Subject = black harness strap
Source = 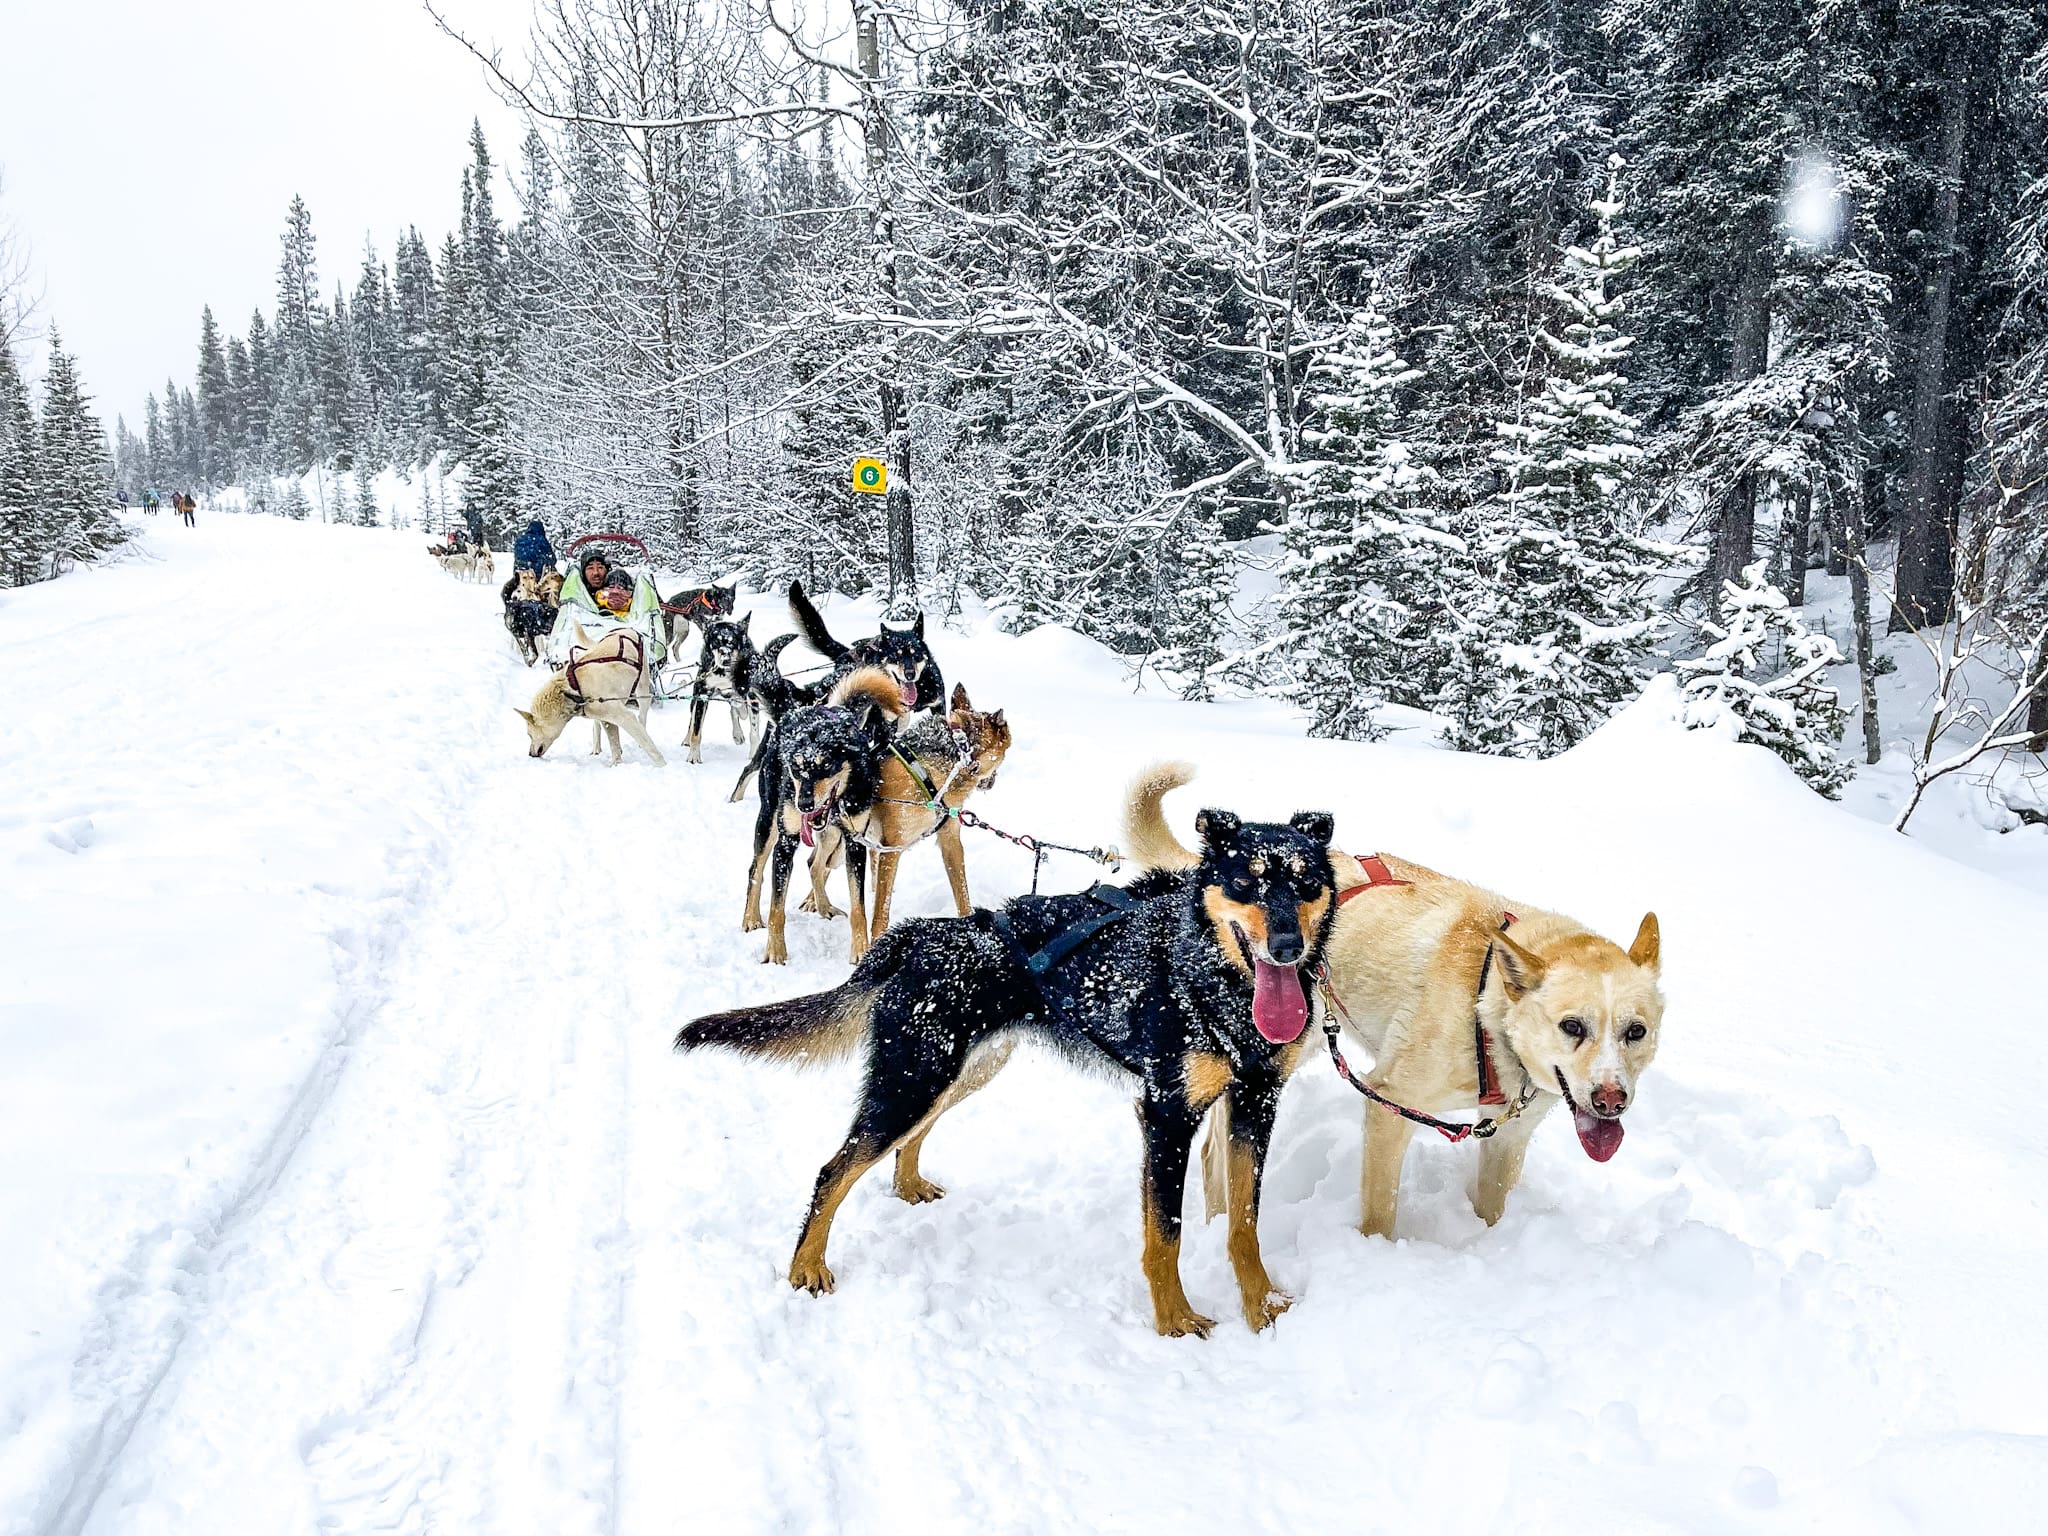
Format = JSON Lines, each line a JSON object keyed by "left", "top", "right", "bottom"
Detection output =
{"left": 1022, "top": 883, "right": 1140, "bottom": 977}
{"left": 991, "top": 883, "right": 1143, "bottom": 1033}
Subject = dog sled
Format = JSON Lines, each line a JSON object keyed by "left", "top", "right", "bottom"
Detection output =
{"left": 546, "top": 532, "right": 668, "bottom": 673}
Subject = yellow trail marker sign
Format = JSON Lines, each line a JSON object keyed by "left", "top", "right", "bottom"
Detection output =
{"left": 852, "top": 457, "right": 888, "bottom": 495}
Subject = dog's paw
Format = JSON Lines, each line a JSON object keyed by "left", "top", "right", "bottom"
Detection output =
{"left": 763, "top": 936, "right": 788, "bottom": 965}
{"left": 788, "top": 1257, "right": 835, "bottom": 1294}
{"left": 1243, "top": 1289, "right": 1294, "bottom": 1333}
{"left": 894, "top": 1173, "right": 946, "bottom": 1204}
{"left": 742, "top": 909, "right": 764, "bottom": 933}
{"left": 687, "top": 748, "right": 703, "bottom": 764}
{"left": 1153, "top": 1306, "right": 1216, "bottom": 1340}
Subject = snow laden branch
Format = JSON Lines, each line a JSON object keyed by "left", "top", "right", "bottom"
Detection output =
{"left": 1888, "top": 592, "right": 2048, "bottom": 833}
{"left": 423, "top": 1, "right": 858, "bottom": 133}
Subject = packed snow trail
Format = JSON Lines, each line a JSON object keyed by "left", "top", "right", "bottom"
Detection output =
{"left": 4, "top": 516, "right": 2047, "bottom": 1534}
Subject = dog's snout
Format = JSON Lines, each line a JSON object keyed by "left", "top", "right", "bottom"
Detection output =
{"left": 1265, "top": 931, "right": 1303, "bottom": 966}
{"left": 1590, "top": 1082, "right": 1628, "bottom": 1117}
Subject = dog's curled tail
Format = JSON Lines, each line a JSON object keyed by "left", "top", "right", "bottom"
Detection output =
{"left": 675, "top": 981, "right": 873, "bottom": 1065}
{"left": 1123, "top": 760, "right": 1203, "bottom": 872}
{"left": 788, "top": 580, "right": 851, "bottom": 663}
{"left": 828, "top": 665, "right": 910, "bottom": 721}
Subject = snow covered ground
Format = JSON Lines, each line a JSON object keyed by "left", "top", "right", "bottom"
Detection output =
{"left": 3, "top": 514, "right": 2045, "bottom": 1535}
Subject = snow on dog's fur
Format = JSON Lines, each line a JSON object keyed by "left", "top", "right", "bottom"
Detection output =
{"left": 1123, "top": 762, "right": 1664, "bottom": 1238}
{"left": 743, "top": 665, "right": 908, "bottom": 964}
{"left": 862, "top": 682, "right": 1012, "bottom": 942}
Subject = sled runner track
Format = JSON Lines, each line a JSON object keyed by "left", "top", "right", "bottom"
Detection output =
{"left": 38, "top": 1010, "right": 362, "bottom": 1536}
{"left": 63, "top": 699, "right": 645, "bottom": 1534}
{"left": 46, "top": 599, "right": 857, "bottom": 1535}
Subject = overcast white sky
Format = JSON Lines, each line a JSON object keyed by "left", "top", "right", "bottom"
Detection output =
{"left": 0, "top": 0, "right": 532, "bottom": 429}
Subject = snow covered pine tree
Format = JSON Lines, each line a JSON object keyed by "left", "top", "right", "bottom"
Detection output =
{"left": 1675, "top": 559, "right": 1851, "bottom": 797}
{"left": 0, "top": 329, "right": 48, "bottom": 586}
{"left": 1447, "top": 158, "right": 1663, "bottom": 758}
{"left": 38, "top": 330, "right": 123, "bottom": 566}
{"left": 1273, "top": 290, "right": 1445, "bottom": 739}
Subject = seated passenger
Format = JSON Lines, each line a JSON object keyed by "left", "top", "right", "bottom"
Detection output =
{"left": 568, "top": 552, "right": 612, "bottom": 608}
{"left": 597, "top": 569, "right": 636, "bottom": 617}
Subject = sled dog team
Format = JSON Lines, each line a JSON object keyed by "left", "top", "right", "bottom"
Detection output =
{"left": 514, "top": 580, "right": 1667, "bottom": 1337}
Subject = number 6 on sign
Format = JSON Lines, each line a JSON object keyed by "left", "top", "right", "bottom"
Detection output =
{"left": 852, "top": 457, "right": 888, "bottom": 495}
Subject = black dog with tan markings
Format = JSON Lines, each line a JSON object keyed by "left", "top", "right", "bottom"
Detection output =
{"left": 675, "top": 803, "right": 1338, "bottom": 1337}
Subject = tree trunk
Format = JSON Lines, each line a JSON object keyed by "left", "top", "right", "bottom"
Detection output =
{"left": 1838, "top": 492, "right": 1882, "bottom": 765}
{"left": 2029, "top": 668, "right": 2048, "bottom": 753}
{"left": 1711, "top": 244, "right": 1773, "bottom": 589}
{"left": 856, "top": 0, "right": 917, "bottom": 602}
{"left": 1780, "top": 485, "right": 1812, "bottom": 604}
{"left": 1891, "top": 53, "right": 1970, "bottom": 633}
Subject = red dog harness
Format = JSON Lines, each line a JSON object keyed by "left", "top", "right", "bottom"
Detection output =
{"left": 564, "top": 630, "right": 646, "bottom": 711}
{"left": 1324, "top": 852, "right": 1528, "bottom": 1129}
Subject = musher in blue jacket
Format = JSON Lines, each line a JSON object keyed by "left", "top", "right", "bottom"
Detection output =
{"left": 513, "top": 518, "right": 556, "bottom": 576}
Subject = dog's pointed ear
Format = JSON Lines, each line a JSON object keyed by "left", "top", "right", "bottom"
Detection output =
{"left": 1494, "top": 930, "right": 1547, "bottom": 999}
{"left": 1289, "top": 810, "right": 1334, "bottom": 847}
{"left": 915, "top": 611, "right": 926, "bottom": 639}
{"left": 990, "top": 709, "right": 1005, "bottom": 730}
{"left": 1194, "top": 808, "right": 1241, "bottom": 853}
{"left": 514, "top": 708, "right": 536, "bottom": 727}
{"left": 740, "top": 610, "right": 752, "bottom": 634}
{"left": 1628, "top": 912, "right": 1660, "bottom": 971}
{"left": 950, "top": 681, "right": 970, "bottom": 713}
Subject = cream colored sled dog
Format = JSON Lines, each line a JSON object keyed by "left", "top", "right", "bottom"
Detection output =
{"left": 515, "top": 624, "right": 667, "bottom": 766}
{"left": 1123, "top": 762, "right": 1663, "bottom": 1238}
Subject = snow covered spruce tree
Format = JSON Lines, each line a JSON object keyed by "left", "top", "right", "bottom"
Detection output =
{"left": 445, "top": 126, "right": 520, "bottom": 542}
{"left": 0, "top": 329, "right": 48, "bottom": 585}
{"left": 277, "top": 478, "right": 311, "bottom": 522}
{"left": 38, "top": 330, "right": 122, "bottom": 565}
{"left": 1675, "top": 560, "right": 1850, "bottom": 796}
{"left": 1153, "top": 503, "right": 1239, "bottom": 702}
{"left": 1271, "top": 292, "right": 1447, "bottom": 738}
{"left": 352, "top": 471, "right": 381, "bottom": 529}
{"left": 1443, "top": 161, "right": 1663, "bottom": 758}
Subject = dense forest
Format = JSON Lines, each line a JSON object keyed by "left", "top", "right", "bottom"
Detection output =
{"left": 88, "top": 1, "right": 2048, "bottom": 777}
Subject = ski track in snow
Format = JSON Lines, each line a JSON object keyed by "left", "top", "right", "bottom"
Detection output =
{"left": 4, "top": 516, "right": 2048, "bottom": 1534}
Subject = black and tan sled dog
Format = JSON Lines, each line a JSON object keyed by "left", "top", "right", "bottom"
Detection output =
{"left": 788, "top": 579, "right": 945, "bottom": 712}
{"left": 743, "top": 666, "right": 908, "bottom": 963}
{"left": 676, "top": 804, "right": 1338, "bottom": 1337}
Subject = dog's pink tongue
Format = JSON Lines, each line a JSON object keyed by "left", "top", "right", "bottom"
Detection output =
{"left": 1251, "top": 960, "right": 1306, "bottom": 1043}
{"left": 900, "top": 680, "right": 918, "bottom": 709}
{"left": 1574, "top": 1110, "right": 1625, "bottom": 1162}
